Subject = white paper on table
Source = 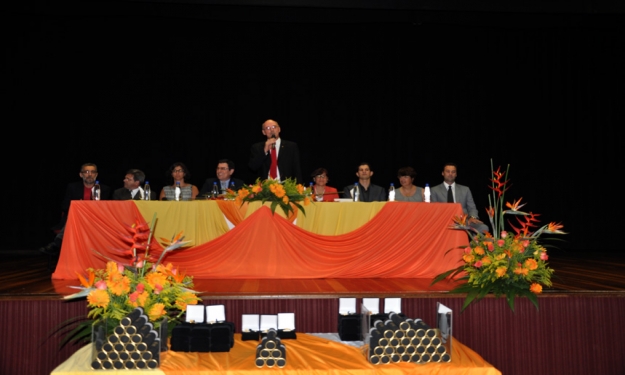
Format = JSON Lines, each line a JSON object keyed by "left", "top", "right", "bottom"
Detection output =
{"left": 186, "top": 305, "right": 205, "bottom": 323}
{"left": 206, "top": 305, "right": 226, "bottom": 323}
{"left": 339, "top": 298, "right": 357, "bottom": 315}
{"left": 362, "top": 298, "right": 380, "bottom": 314}
{"left": 278, "top": 313, "right": 295, "bottom": 331}
{"left": 241, "top": 314, "right": 260, "bottom": 332}
{"left": 260, "top": 315, "right": 278, "bottom": 331}
{"left": 384, "top": 298, "right": 402, "bottom": 314}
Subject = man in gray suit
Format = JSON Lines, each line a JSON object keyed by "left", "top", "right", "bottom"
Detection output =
{"left": 431, "top": 162, "right": 489, "bottom": 234}
{"left": 343, "top": 162, "right": 386, "bottom": 202}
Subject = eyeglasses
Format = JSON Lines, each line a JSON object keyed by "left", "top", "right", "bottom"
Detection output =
{"left": 123, "top": 178, "right": 134, "bottom": 181}
{"left": 81, "top": 170, "right": 97, "bottom": 174}
{"left": 263, "top": 125, "right": 278, "bottom": 131}
{"left": 315, "top": 175, "right": 328, "bottom": 179}
{"left": 216, "top": 167, "right": 229, "bottom": 171}
{"left": 172, "top": 169, "right": 184, "bottom": 173}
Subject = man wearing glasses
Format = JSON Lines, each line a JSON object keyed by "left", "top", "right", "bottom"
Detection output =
{"left": 39, "top": 163, "right": 111, "bottom": 255}
{"left": 199, "top": 159, "right": 245, "bottom": 197}
{"left": 113, "top": 169, "right": 155, "bottom": 200}
{"left": 248, "top": 119, "right": 302, "bottom": 183}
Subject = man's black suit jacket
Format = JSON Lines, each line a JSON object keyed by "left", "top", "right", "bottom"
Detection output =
{"left": 112, "top": 188, "right": 157, "bottom": 201}
{"left": 248, "top": 138, "right": 302, "bottom": 183}
{"left": 62, "top": 181, "right": 111, "bottom": 215}
{"left": 198, "top": 177, "right": 246, "bottom": 197}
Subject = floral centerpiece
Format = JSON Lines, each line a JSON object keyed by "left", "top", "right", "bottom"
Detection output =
{"left": 432, "top": 160, "right": 566, "bottom": 312}
{"left": 226, "top": 178, "right": 311, "bottom": 216}
{"left": 62, "top": 214, "right": 201, "bottom": 343}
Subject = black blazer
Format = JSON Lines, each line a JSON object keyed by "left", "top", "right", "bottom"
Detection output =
{"left": 199, "top": 177, "right": 246, "bottom": 197}
{"left": 62, "top": 181, "right": 111, "bottom": 214}
{"left": 248, "top": 138, "right": 302, "bottom": 183}
{"left": 112, "top": 188, "right": 157, "bottom": 201}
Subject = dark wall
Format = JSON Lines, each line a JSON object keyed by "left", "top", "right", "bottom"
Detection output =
{"left": 5, "top": 2, "right": 623, "bottom": 251}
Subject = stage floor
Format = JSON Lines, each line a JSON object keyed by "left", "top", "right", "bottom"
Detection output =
{"left": 2, "top": 249, "right": 624, "bottom": 300}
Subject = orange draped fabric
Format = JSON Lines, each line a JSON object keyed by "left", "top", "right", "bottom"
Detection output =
{"left": 52, "top": 201, "right": 467, "bottom": 280}
{"left": 51, "top": 333, "right": 500, "bottom": 375}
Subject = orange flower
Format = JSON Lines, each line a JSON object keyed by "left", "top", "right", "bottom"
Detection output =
{"left": 481, "top": 257, "right": 492, "bottom": 265}
{"left": 282, "top": 195, "right": 289, "bottom": 204}
{"left": 148, "top": 303, "right": 166, "bottom": 321}
{"left": 463, "top": 254, "right": 475, "bottom": 263}
{"left": 238, "top": 188, "right": 250, "bottom": 199}
{"left": 529, "top": 283, "right": 543, "bottom": 294}
{"left": 303, "top": 197, "right": 311, "bottom": 206}
{"left": 146, "top": 272, "right": 169, "bottom": 289}
{"left": 505, "top": 198, "right": 526, "bottom": 212}
{"left": 175, "top": 292, "right": 199, "bottom": 311}
{"left": 87, "top": 289, "right": 110, "bottom": 308}
{"left": 485, "top": 206, "right": 495, "bottom": 218}
{"left": 106, "top": 261, "right": 120, "bottom": 276}
{"left": 296, "top": 184, "right": 305, "bottom": 194}
{"left": 524, "top": 258, "right": 538, "bottom": 270}
{"left": 77, "top": 270, "right": 95, "bottom": 288}
{"left": 474, "top": 246, "right": 485, "bottom": 255}
{"left": 251, "top": 184, "right": 262, "bottom": 193}
{"left": 107, "top": 274, "right": 131, "bottom": 296}
{"left": 495, "top": 266, "right": 507, "bottom": 277}
{"left": 130, "top": 291, "right": 149, "bottom": 308}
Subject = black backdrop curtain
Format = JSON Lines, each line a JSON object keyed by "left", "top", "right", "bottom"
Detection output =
{"left": 4, "top": 2, "right": 623, "bottom": 252}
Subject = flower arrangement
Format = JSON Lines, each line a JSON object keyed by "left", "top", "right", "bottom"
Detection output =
{"left": 432, "top": 160, "right": 566, "bottom": 312}
{"left": 63, "top": 214, "right": 201, "bottom": 341}
{"left": 227, "top": 178, "right": 312, "bottom": 216}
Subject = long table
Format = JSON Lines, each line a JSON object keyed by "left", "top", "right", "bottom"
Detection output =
{"left": 51, "top": 333, "right": 501, "bottom": 375}
{"left": 52, "top": 200, "right": 467, "bottom": 280}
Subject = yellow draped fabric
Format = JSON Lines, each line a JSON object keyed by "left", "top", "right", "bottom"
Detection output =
{"left": 52, "top": 201, "right": 467, "bottom": 280}
{"left": 51, "top": 334, "right": 501, "bottom": 375}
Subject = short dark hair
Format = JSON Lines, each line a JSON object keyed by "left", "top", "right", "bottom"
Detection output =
{"left": 218, "top": 159, "right": 235, "bottom": 170}
{"left": 81, "top": 163, "right": 97, "bottom": 172}
{"left": 357, "top": 162, "right": 372, "bottom": 171}
{"left": 442, "top": 162, "right": 457, "bottom": 171}
{"left": 311, "top": 167, "right": 329, "bottom": 178}
{"left": 397, "top": 166, "right": 417, "bottom": 179}
{"left": 167, "top": 162, "right": 191, "bottom": 183}
{"left": 127, "top": 169, "right": 145, "bottom": 184}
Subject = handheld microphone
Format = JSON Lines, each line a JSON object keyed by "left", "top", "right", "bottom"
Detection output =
{"left": 271, "top": 134, "right": 276, "bottom": 149}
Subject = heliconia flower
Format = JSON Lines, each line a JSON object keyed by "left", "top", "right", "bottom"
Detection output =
{"left": 485, "top": 206, "right": 495, "bottom": 218}
{"left": 133, "top": 231, "right": 149, "bottom": 242}
{"left": 530, "top": 283, "right": 543, "bottom": 294}
{"left": 540, "top": 252, "right": 549, "bottom": 261}
{"left": 495, "top": 266, "right": 507, "bottom": 278}
{"left": 497, "top": 239, "right": 505, "bottom": 247}
{"left": 148, "top": 303, "right": 166, "bottom": 321}
{"left": 87, "top": 289, "right": 110, "bottom": 308}
{"left": 500, "top": 231, "right": 508, "bottom": 239}
{"left": 94, "top": 280, "right": 107, "bottom": 290}
{"left": 474, "top": 260, "right": 483, "bottom": 268}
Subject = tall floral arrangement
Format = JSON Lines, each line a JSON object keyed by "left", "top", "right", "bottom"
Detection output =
{"left": 227, "top": 178, "right": 311, "bottom": 216}
{"left": 63, "top": 214, "right": 201, "bottom": 341}
{"left": 432, "top": 160, "right": 565, "bottom": 312}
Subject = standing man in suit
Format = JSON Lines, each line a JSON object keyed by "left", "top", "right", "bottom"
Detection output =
{"left": 39, "top": 163, "right": 111, "bottom": 255}
{"left": 431, "top": 162, "right": 489, "bottom": 233}
{"left": 113, "top": 169, "right": 156, "bottom": 200}
{"left": 248, "top": 119, "right": 302, "bottom": 183}
{"left": 342, "top": 162, "right": 387, "bottom": 202}
{"left": 199, "top": 159, "right": 246, "bottom": 197}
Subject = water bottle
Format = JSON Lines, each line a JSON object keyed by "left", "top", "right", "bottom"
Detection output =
{"left": 175, "top": 181, "right": 181, "bottom": 201}
{"left": 144, "top": 181, "right": 151, "bottom": 201}
{"left": 388, "top": 183, "right": 395, "bottom": 202}
{"left": 353, "top": 182, "right": 360, "bottom": 202}
{"left": 93, "top": 181, "right": 101, "bottom": 200}
{"left": 309, "top": 182, "right": 314, "bottom": 197}
{"left": 211, "top": 182, "right": 219, "bottom": 199}
{"left": 424, "top": 183, "right": 431, "bottom": 203}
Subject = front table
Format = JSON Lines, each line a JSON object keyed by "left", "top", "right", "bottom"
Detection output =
{"left": 52, "top": 200, "right": 467, "bottom": 280}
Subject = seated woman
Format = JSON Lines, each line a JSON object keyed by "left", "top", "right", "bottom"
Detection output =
{"left": 395, "top": 166, "right": 424, "bottom": 202}
{"left": 310, "top": 168, "right": 340, "bottom": 202}
{"left": 159, "top": 162, "right": 199, "bottom": 201}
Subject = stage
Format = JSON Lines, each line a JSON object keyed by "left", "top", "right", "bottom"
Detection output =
{"left": 1, "top": 249, "right": 624, "bottom": 375}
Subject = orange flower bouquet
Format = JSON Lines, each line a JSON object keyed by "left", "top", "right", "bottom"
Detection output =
{"left": 63, "top": 214, "right": 201, "bottom": 341}
{"left": 226, "top": 178, "right": 311, "bottom": 216}
{"left": 432, "top": 160, "right": 566, "bottom": 312}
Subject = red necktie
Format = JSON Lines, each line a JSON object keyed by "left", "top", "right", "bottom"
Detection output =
{"left": 270, "top": 147, "right": 278, "bottom": 179}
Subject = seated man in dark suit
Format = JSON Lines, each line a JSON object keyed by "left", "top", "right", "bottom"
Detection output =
{"left": 113, "top": 169, "right": 156, "bottom": 200}
{"left": 430, "top": 162, "right": 489, "bottom": 234}
{"left": 342, "top": 162, "right": 386, "bottom": 202}
{"left": 39, "top": 163, "right": 111, "bottom": 255}
{"left": 248, "top": 119, "right": 302, "bottom": 183}
{"left": 199, "top": 159, "right": 246, "bottom": 198}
